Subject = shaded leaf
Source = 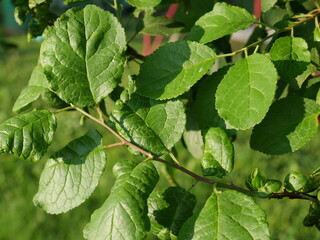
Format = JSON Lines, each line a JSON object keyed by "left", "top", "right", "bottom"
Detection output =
{"left": 111, "top": 93, "right": 186, "bottom": 155}
{"left": 270, "top": 36, "right": 311, "bottom": 88}
{"left": 250, "top": 96, "right": 320, "bottom": 155}
{"left": 201, "top": 127, "right": 234, "bottom": 177}
{"left": 148, "top": 186, "right": 196, "bottom": 239}
{"left": 13, "top": 65, "right": 49, "bottom": 112}
{"left": 0, "top": 110, "right": 56, "bottom": 162}
{"left": 179, "top": 190, "right": 270, "bottom": 240}
{"left": 41, "top": 5, "right": 126, "bottom": 107}
{"left": 216, "top": 53, "right": 278, "bottom": 130}
{"left": 194, "top": 66, "right": 235, "bottom": 135}
{"left": 136, "top": 41, "right": 215, "bottom": 100}
{"left": 262, "top": 0, "right": 277, "bottom": 12}
{"left": 183, "top": 108, "right": 204, "bottom": 159}
{"left": 140, "top": 15, "right": 183, "bottom": 36}
{"left": 188, "top": 2, "right": 255, "bottom": 43}
{"left": 83, "top": 160, "right": 159, "bottom": 240}
{"left": 33, "top": 130, "right": 106, "bottom": 214}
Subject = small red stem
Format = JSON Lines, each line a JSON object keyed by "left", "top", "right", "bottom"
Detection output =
{"left": 254, "top": 0, "right": 262, "bottom": 20}
{"left": 149, "top": 3, "right": 180, "bottom": 54}
{"left": 142, "top": 34, "right": 152, "bottom": 56}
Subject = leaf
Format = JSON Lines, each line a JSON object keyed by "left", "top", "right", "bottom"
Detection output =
{"left": 188, "top": 2, "right": 255, "bottom": 43}
{"left": 262, "top": 0, "right": 277, "bottom": 12}
{"left": 250, "top": 96, "right": 320, "bottom": 155}
{"left": 126, "top": 0, "right": 161, "bottom": 8}
{"left": 270, "top": 36, "right": 311, "bottom": 88}
{"left": 135, "top": 41, "right": 215, "bottom": 100}
{"left": 201, "top": 127, "right": 234, "bottom": 178}
{"left": 284, "top": 171, "right": 307, "bottom": 192}
{"left": 83, "top": 160, "right": 159, "bottom": 240}
{"left": 40, "top": 5, "right": 126, "bottom": 107}
{"left": 216, "top": 53, "right": 278, "bottom": 130}
{"left": 140, "top": 15, "right": 183, "bottom": 36}
{"left": 148, "top": 186, "right": 196, "bottom": 239}
{"left": 63, "top": 0, "right": 87, "bottom": 5}
{"left": 194, "top": 66, "right": 235, "bottom": 134}
{"left": 110, "top": 93, "right": 186, "bottom": 155}
{"left": 13, "top": 65, "right": 49, "bottom": 112}
{"left": 246, "top": 168, "right": 266, "bottom": 191}
{"left": 33, "top": 130, "right": 106, "bottom": 214}
{"left": 0, "top": 110, "right": 56, "bottom": 162}
{"left": 180, "top": 190, "right": 270, "bottom": 240}
{"left": 259, "top": 180, "right": 282, "bottom": 194}
{"left": 183, "top": 108, "right": 204, "bottom": 159}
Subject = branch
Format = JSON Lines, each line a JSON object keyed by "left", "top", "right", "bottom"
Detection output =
{"left": 216, "top": 9, "right": 320, "bottom": 60}
{"left": 72, "top": 106, "right": 318, "bottom": 202}
{"left": 269, "top": 192, "right": 318, "bottom": 202}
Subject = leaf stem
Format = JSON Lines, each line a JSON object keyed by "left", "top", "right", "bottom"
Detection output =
{"left": 104, "top": 142, "right": 125, "bottom": 149}
{"left": 72, "top": 104, "right": 153, "bottom": 158}
{"left": 53, "top": 106, "right": 74, "bottom": 114}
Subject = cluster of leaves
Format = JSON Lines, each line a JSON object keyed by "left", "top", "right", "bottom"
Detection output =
{"left": 2, "top": 0, "right": 320, "bottom": 239}
{"left": 12, "top": 0, "right": 57, "bottom": 38}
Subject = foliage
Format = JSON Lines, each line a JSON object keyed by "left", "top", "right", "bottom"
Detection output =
{"left": 2, "top": 0, "right": 320, "bottom": 239}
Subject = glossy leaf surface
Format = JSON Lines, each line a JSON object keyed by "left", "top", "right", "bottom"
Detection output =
{"left": 180, "top": 190, "right": 270, "bottom": 240}
{"left": 201, "top": 127, "right": 234, "bottom": 177}
{"left": 270, "top": 36, "right": 310, "bottom": 88}
{"left": 83, "top": 160, "right": 159, "bottom": 240}
{"left": 41, "top": 5, "right": 126, "bottom": 107}
{"left": 111, "top": 94, "right": 186, "bottom": 155}
{"left": 136, "top": 41, "right": 215, "bottom": 100}
{"left": 216, "top": 53, "right": 278, "bottom": 129}
{"left": 33, "top": 130, "right": 106, "bottom": 214}
{"left": 0, "top": 110, "right": 56, "bottom": 162}
{"left": 13, "top": 65, "right": 49, "bottom": 112}
{"left": 188, "top": 2, "right": 255, "bottom": 43}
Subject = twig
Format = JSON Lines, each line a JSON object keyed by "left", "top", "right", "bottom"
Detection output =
{"left": 72, "top": 104, "right": 153, "bottom": 158}
{"left": 104, "top": 142, "right": 125, "bottom": 149}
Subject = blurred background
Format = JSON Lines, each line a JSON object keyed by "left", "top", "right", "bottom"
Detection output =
{"left": 1, "top": 0, "right": 320, "bottom": 239}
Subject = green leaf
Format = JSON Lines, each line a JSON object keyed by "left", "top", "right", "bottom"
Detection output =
{"left": 148, "top": 186, "right": 196, "bottom": 239}
{"left": 183, "top": 108, "right": 204, "bottom": 159}
{"left": 63, "top": 0, "right": 87, "bottom": 6}
{"left": 216, "top": 53, "right": 278, "bottom": 130}
{"left": 180, "top": 190, "right": 269, "bottom": 240}
{"left": 33, "top": 130, "right": 106, "bottom": 214}
{"left": 0, "top": 110, "right": 56, "bottom": 162}
{"left": 140, "top": 15, "right": 183, "bottom": 36}
{"left": 125, "top": 0, "right": 161, "bottom": 8}
{"left": 284, "top": 171, "right": 307, "bottom": 192}
{"left": 40, "top": 5, "right": 126, "bottom": 107}
{"left": 111, "top": 93, "right": 186, "bottom": 155}
{"left": 246, "top": 168, "right": 266, "bottom": 191}
{"left": 135, "top": 41, "right": 215, "bottom": 100}
{"left": 250, "top": 96, "right": 320, "bottom": 155}
{"left": 262, "top": 0, "right": 277, "bottom": 12}
{"left": 194, "top": 66, "right": 235, "bottom": 135}
{"left": 188, "top": 2, "right": 255, "bottom": 43}
{"left": 259, "top": 180, "right": 282, "bottom": 194}
{"left": 201, "top": 127, "right": 234, "bottom": 177}
{"left": 270, "top": 36, "right": 311, "bottom": 88}
{"left": 13, "top": 65, "right": 49, "bottom": 112}
{"left": 83, "top": 160, "right": 159, "bottom": 240}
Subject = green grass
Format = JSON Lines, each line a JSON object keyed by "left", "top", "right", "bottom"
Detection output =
{"left": 1, "top": 35, "right": 320, "bottom": 240}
